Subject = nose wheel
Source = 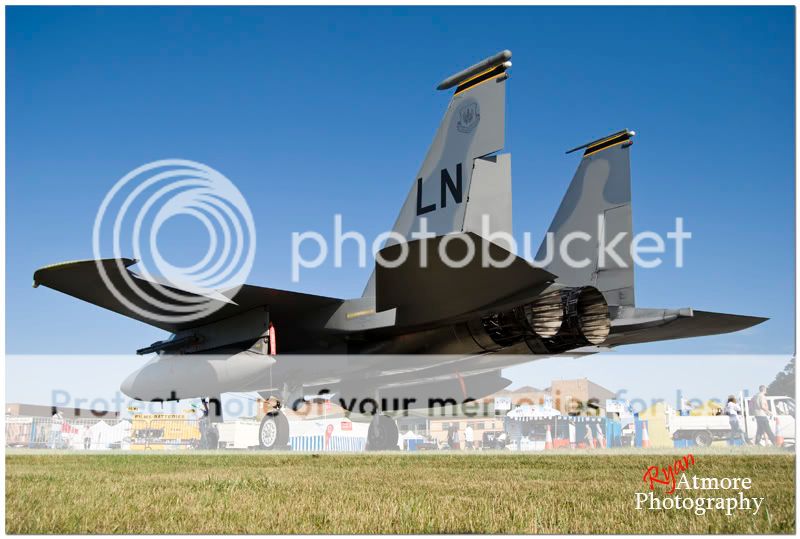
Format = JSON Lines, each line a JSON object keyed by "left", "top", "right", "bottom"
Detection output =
{"left": 366, "top": 414, "right": 399, "bottom": 451}
{"left": 258, "top": 409, "right": 290, "bottom": 450}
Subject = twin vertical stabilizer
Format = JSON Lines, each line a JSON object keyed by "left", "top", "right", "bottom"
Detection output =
{"left": 363, "top": 51, "right": 514, "bottom": 297}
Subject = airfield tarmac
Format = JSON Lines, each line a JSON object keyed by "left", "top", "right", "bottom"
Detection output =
{"left": 5, "top": 449, "right": 795, "bottom": 534}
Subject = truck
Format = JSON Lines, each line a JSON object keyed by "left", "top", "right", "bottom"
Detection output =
{"left": 665, "top": 394, "right": 795, "bottom": 447}
{"left": 129, "top": 413, "right": 201, "bottom": 450}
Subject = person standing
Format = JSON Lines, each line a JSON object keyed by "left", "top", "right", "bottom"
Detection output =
{"left": 752, "top": 385, "right": 777, "bottom": 446}
{"left": 725, "top": 396, "right": 746, "bottom": 444}
{"left": 446, "top": 424, "right": 459, "bottom": 450}
{"left": 679, "top": 398, "right": 693, "bottom": 417}
{"left": 464, "top": 424, "right": 474, "bottom": 450}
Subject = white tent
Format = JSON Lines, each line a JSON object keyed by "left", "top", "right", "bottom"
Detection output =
{"left": 109, "top": 420, "right": 131, "bottom": 449}
{"left": 506, "top": 404, "right": 561, "bottom": 421}
{"left": 399, "top": 430, "right": 424, "bottom": 450}
{"left": 88, "top": 421, "right": 113, "bottom": 449}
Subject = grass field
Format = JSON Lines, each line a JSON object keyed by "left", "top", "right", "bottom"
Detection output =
{"left": 5, "top": 450, "right": 796, "bottom": 534}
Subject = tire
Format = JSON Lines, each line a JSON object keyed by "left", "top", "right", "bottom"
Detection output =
{"left": 259, "top": 411, "right": 290, "bottom": 450}
{"left": 694, "top": 430, "right": 713, "bottom": 447}
{"left": 367, "top": 414, "right": 399, "bottom": 451}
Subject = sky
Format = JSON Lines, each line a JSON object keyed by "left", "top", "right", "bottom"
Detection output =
{"left": 6, "top": 6, "right": 795, "bottom": 410}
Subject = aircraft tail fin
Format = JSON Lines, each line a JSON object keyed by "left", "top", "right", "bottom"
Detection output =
{"left": 536, "top": 129, "right": 637, "bottom": 307}
{"left": 363, "top": 50, "right": 513, "bottom": 297}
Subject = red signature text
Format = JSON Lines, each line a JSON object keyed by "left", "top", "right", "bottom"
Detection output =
{"left": 642, "top": 454, "right": 696, "bottom": 494}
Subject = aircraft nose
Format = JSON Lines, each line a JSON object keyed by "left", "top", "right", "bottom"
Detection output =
{"left": 120, "top": 371, "right": 138, "bottom": 399}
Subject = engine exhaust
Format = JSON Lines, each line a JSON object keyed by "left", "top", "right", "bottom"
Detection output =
{"left": 478, "top": 286, "right": 611, "bottom": 354}
{"left": 558, "top": 286, "right": 611, "bottom": 346}
{"left": 518, "top": 290, "right": 564, "bottom": 338}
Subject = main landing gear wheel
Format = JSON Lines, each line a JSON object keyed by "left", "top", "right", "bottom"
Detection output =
{"left": 366, "top": 414, "right": 399, "bottom": 451}
{"left": 259, "top": 410, "right": 290, "bottom": 450}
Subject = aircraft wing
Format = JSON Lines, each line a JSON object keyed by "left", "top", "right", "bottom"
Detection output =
{"left": 33, "top": 258, "right": 343, "bottom": 333}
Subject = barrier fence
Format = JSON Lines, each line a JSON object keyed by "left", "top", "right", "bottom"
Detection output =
{"left": 6, "top": 416, "right": 369, "bottom": 452}
{"left": 6, "top": 416, "right": 204, "bottom": 450}
{"left": 290, "top": 434, "right": 367, "bottom": 452}
{"left": 7, "top": 415, "right": 654, "bottom": 452}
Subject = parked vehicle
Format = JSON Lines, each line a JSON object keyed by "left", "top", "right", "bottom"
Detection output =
{"left": 414, "top": 440, "right": 440, "bottom": 451}
{"left": 481, "top": 431, "right": 507, "bottom": 450}
{"left": 666, "top": 394, "right": 795, "bottom": 446}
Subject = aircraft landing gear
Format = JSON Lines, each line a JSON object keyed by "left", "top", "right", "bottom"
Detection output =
{"left": 366, "top": 414, "right": 399, "bottom": 451}
{"left": 258, "top": 398, "right": 290, "bottom": 450}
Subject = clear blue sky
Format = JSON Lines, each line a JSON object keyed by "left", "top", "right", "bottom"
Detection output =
{"left": 6, "top": 7, "right": 795, "bottom": 406}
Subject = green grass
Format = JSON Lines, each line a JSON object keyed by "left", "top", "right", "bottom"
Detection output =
{"left": 5, "top": 451, "right": 796, "bottom": 534}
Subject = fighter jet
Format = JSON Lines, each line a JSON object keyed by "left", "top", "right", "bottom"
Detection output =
{"left": 33, "top": 50, "right": 766, "bottom": 450}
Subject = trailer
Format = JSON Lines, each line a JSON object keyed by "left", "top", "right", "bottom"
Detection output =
{"left": 666, "top": 394, "right": 795, "bottom": 446}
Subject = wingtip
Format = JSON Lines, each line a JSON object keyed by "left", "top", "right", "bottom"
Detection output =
{"left": 33, "top": 258, "right": 138, "bottom": 288}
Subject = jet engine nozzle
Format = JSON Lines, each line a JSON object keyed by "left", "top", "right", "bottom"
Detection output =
{"left": 558, "top": 286, "right": 611, "bottom": 346}
{"left": 518, "top": 290, "right": 564, "bottom": 338}
{"left": 477, "top": 286, "right": 611, "bottom": 354}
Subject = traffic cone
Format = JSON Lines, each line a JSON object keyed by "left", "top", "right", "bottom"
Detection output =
{"left": 774, "top": 417, "right": 784, "bottom": 447}
{"left": 641, "top": 421, "right": 651, "bottom": 448}
{"left": 545, "top": 424, "right": 553, "bottom": 450}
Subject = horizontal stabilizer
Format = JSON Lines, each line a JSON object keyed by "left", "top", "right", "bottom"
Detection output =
{"left": 33, "top": 258, "right": 342, "bottom": 333}
{"left": 376, "top": 232, "right": 556, "bottom": 326}
{"left": 605, "top": 309, "right": 767, "bottom": 347}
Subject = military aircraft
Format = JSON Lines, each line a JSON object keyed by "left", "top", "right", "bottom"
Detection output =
{"left": 33, "top": 50, "right": 766, "bottom": 450}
